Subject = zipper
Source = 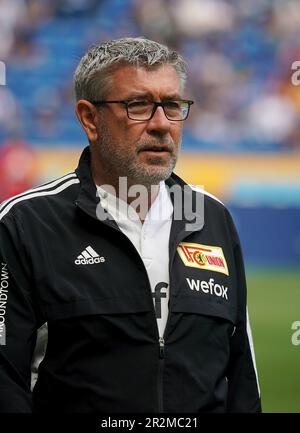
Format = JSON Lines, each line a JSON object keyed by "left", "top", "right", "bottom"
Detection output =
{"left": 111, "top": 223, "right": 168, "bottom": 413}
{"left": 156, "top": 243, "right": 179, "bottom": 413}
{"left": 108, "top": 223, "right": 168, "bottom": 413}
{"left": 159, "top": 337, "right": 165, "bottom": 359}
{"left": 156, "top": 236, "right": 186, "bottom": 412}
{"left": 158, "top": 337, "right": 165, "bottom": 412}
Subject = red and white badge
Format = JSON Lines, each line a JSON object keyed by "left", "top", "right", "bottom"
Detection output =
{"left": 177, "top": 242, "right": 229, "bottom": 276}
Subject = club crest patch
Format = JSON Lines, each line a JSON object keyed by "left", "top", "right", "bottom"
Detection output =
{"left": 177, "top": 242, "right": 229, "bottom": 276}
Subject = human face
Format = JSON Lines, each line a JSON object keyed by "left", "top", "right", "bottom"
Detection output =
{"left": 92, "top": 64, "right": 184, "bottom": 187}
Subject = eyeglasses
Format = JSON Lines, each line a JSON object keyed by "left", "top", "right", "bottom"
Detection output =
{"left": 89, "top": 99, "right": 194, "bottom": 121}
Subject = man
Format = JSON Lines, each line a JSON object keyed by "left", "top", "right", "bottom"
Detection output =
{"left": 0, "top": 37, "right": 261, "bottom": 412}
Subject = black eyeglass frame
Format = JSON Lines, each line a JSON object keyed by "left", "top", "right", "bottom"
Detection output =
{"left": 89, "top": 99, "right": 194, "bottom": 121}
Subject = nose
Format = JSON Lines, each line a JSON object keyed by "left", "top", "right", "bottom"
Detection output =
{"left": 146, "top": 106, "right": 171, "bottom": 135}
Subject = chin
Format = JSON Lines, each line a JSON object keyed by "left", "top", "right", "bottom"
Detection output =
{"left": 128, "top": 158, "right": 176, "bottom": 185}
{"left": 137, "top": 167, "right": 173, "bottom": 185}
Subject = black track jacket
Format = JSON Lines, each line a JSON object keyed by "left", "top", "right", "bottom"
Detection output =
{"left": 0, "top": 146, "right": 261, "bottom": 413}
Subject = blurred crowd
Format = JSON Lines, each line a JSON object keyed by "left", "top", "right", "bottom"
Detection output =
{"left": 1, "top": 0, "right": 300, "bottom": 152}
{"left": 170, "top": 0, "right": 300, "bottom": 152}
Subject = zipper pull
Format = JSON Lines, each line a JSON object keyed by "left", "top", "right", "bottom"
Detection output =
{"left": 159, "top": 337, "right": 165, "bottom": 359}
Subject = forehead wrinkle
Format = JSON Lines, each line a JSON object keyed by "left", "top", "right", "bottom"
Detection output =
{"left": 107, "top": 65, "right": 181, "bottom": 100}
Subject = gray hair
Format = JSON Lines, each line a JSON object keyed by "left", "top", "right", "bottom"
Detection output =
{"left": 74, "top": 37, "right": 187, "bottom": 101}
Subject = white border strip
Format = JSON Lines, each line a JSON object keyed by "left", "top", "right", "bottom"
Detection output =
{"left": 0, "top": 179, "right": 80, "bottom": 220}
{"left": 189, "top": 185, "right": 224, "bottom": 205}
{"left": 246, "top": 307, "right": 261, "bottom": 396}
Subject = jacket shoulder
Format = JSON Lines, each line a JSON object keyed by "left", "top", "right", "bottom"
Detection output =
{"left": 190, "top": 184, "right": 226, "bottom": 209}
{"left": 0, "top": 172, "right": 79, "bottom": 222}
{"left": 190, "top": 184, "right": 238, "bottom": 234}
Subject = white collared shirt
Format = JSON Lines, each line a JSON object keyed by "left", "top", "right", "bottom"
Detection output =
{"left": 96, "top": 181, "right": 173, "bottom": 337}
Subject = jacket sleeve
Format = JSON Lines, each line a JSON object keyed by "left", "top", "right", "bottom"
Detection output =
{"left": 0, "top": 214, "right": 38, "bottom": 412}
{"left": 225, "top": 211, "right": 262, "bottom": 412}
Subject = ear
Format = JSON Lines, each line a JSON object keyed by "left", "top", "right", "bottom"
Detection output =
{"left": 75, "top": 100, "right": 100, "bottom": 142}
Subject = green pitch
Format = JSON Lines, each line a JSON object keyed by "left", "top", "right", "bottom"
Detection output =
{"left": 246, "top": 266, "right": 300, "bottom": 413}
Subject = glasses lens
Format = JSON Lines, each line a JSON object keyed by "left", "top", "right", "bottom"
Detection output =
{"left": 127, "top": 101, "right": 153, "bottom": 120}
{"left": 164, "top": 101, "right": 189, "bottom": 120}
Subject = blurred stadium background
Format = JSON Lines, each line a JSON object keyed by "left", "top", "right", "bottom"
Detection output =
{"left": 0, "top": 0, "right": 299, "bottom": 412}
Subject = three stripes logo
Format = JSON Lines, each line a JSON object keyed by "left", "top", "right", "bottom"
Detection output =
{"left": 75, "top": 246, "right": 105, "bottom": 265}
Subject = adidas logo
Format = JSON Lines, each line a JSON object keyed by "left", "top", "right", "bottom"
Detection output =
{"left": 75, "top": 246, "right": 105, "bottom": 265}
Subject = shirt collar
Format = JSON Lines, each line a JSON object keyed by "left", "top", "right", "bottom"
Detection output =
{"left": 96, "top": 181, "right": 173, "bottom": 225}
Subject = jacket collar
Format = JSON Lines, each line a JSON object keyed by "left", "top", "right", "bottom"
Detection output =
{"left": 75, "top": 146, "right": 204, "bottom": 235}
{"left": 75, "top": 146, "right": 100, "bottom": 220}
